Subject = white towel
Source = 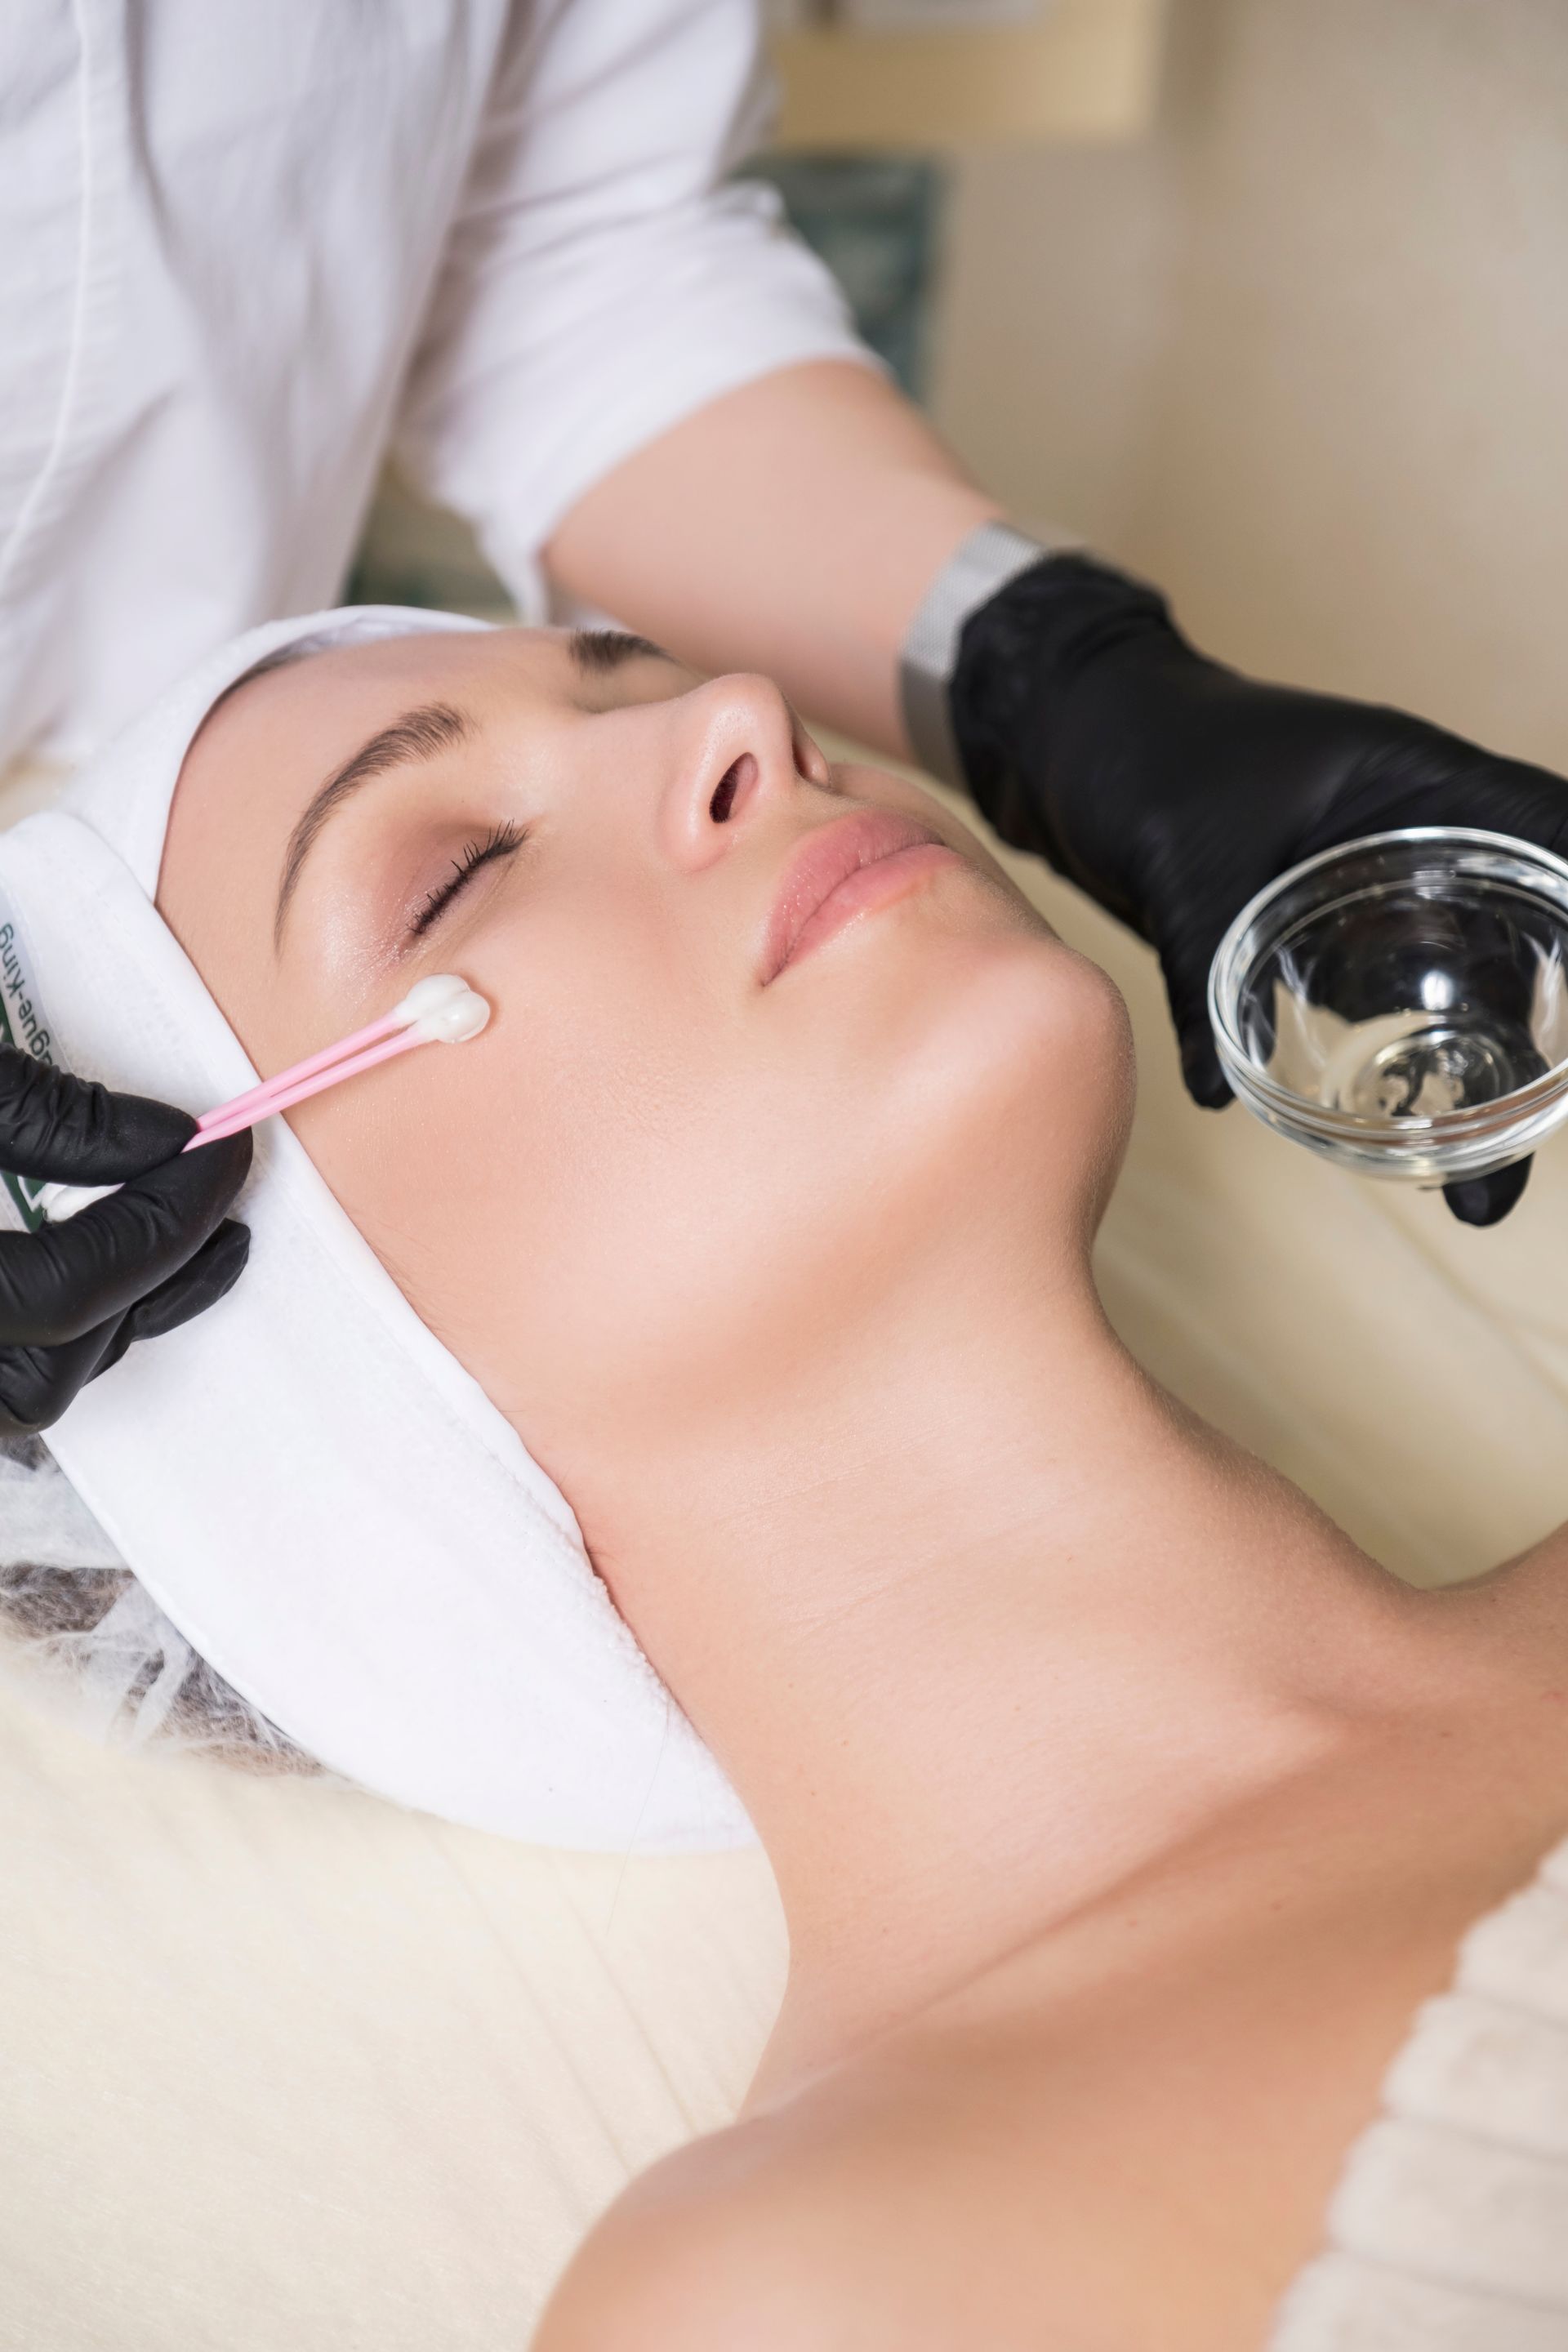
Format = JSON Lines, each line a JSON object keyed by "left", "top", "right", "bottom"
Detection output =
{"left": 1270, "top": 1835, "right": 1568, "bottom": 2348}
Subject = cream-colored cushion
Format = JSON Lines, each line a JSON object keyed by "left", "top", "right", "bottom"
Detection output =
{"left": 4, "top": 770, "right": 1567, "bottom": 2347}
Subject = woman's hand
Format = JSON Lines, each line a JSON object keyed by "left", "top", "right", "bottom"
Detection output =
{"left": 950, "top": 552, "right": 1568, "bottom": 1226}
{"left": 0, "top": 1049, "right": 251, "bottom": 1436}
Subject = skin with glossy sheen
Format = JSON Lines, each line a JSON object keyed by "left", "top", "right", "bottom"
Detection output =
{"left": 159, "top": 629, "right": 1568, "bottom": 2352}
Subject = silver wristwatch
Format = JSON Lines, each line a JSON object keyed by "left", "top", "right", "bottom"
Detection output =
{"left": 898, "top": 519, "right": 1081, "bottom": 787}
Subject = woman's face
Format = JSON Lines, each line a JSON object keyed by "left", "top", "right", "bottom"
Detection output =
{"left": 159, "top": 626, "right": 1130, "bottom": 1510}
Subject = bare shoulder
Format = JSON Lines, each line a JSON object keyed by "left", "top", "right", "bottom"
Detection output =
{"left": 533, "top": 1740, "right": 1568, "bottom": 2350}
{"left": 529, "top": 2029, "right": 1072, "bottom": 2351}
{"left": 530, "top": 2117, "right": 859, "bottom": 2352}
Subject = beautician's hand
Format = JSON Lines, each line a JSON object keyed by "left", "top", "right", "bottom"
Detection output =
{"left": 950, "top": 553, "right": 1568, "bottom": 1227}
{"left": 0, "top": 1049, "right": 251, "bottom": 1437}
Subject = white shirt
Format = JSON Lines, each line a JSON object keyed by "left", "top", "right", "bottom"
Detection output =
{"left": 1, "top": 0, "right": 865, "bottom": 771}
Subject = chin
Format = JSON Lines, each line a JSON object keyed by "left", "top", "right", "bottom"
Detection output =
{"left": 862, "top": 913, "right": 1136, "bottom": 1249}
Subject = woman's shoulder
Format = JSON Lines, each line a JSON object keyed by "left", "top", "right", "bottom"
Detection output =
{"left": 532, "top": 1967, "right": 1316, "bottom": 2352}
{"left": 532, "top": 1956, "right": 1268, "bottom": 2352}
{"left": 529, "top": 2107, "right": 874, "bottom": 2352}
{"left": 537, "top": 1747, "right": 1568, "bottom": 2351}
{"left": 532, "top": 2014, "right": 1074, "bottom": 2350}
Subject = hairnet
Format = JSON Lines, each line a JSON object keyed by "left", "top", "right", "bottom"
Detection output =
{"left": 0, "top": 1436, "right": 317, "bottom": 1774}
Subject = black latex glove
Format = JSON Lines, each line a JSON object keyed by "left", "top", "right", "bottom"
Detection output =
{"left": 951, "top": 554, "right": 1568, "bottom": 1227}
{"left": 0, "top": 1048, "right": 252, "bottom": 1437}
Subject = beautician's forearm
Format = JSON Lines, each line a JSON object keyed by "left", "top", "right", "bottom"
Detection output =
{"left": 544, "top": 361, "right": 1003, "bottom": 757}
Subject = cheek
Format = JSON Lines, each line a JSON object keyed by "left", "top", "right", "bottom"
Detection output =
{"left": 523, "top": 934, "right": 1128, "bottom": 1441}
{"left": 291, "top": 911, "right": 1134, "bottom": 1487}
{"left": 288, "top": 921, "right": 707, "bottom": 1436}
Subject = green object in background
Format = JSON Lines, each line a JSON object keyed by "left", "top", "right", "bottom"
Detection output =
{"left": 346, "top": 150, "right": 943, "bottom": 614}
{"left": 739, "top": 153, "right": 942, "bottom": 403}
{"left": 344, "top": 475, "right": 516, "bottom": 620}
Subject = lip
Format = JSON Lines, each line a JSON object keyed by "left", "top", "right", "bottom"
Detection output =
{"left": 760, "top": 808, "right": 960, "bottom": 985}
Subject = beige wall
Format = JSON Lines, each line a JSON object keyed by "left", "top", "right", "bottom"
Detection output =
{"left": 929, "top": 0, "right": 1568, "bottom": 1583}
{"left": 937, "top": 0, "right": 1568, "bottom": 771}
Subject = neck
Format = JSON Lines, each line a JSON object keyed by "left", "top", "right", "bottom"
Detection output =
{"left": 584, "top": 1248, "right": 1506, "bottom": 2105}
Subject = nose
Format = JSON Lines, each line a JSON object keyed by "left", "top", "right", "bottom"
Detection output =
{"left": 657, "top": 674, "right": 831, "bottom": 874}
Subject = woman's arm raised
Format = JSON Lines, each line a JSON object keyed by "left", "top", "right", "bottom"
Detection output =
{"left": 546, "top": 359, "right": 1000, "bottom": 761}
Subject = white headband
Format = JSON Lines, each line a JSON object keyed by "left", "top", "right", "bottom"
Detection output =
{"left": 0, "top": 608, "right": 755, "bottom": 1855}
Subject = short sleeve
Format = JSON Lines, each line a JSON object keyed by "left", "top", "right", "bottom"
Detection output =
{"left": 393, "top": 0, "right": 877, "bottom": 619}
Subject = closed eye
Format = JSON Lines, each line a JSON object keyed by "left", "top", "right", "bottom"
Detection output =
{"left": 409, "top": 819, "right": 528, "bottom": 940}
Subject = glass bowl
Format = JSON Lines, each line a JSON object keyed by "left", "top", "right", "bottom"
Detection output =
{"left": 1207, "top": 828, "right": 1568, "bottom": 1183}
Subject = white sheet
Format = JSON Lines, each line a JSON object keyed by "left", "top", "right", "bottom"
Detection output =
{"left": 4, "top": 764, "right": 1568, "bottom": 2346}
{"left": 0, "top": 1699, "right": 786, "bottom": 2348}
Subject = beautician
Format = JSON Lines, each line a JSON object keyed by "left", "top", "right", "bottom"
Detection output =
{"left": 4, "top": 0, "right": 1566, "bottom": 1437}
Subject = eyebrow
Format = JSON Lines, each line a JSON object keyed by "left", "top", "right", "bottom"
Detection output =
{"left": 271, "top": 638, "right": 677, "bottom": 947}
{"left": 568, "top": 628, "right": 674, "bottom": 675}
{"left": 274, "top": 700, "right": 474, "bottom": 947}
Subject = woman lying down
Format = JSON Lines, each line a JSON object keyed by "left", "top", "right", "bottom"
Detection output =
{"left": 2, "top": 604, "right": 1567, "bottom": 2352}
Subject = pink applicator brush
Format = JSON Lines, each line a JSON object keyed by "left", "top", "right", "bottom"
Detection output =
{"left": 37, "top": 974, "right": 489, "bottom": 1223}
{"left": 185, "top": 974, "right": 489, "bottom": 1148}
